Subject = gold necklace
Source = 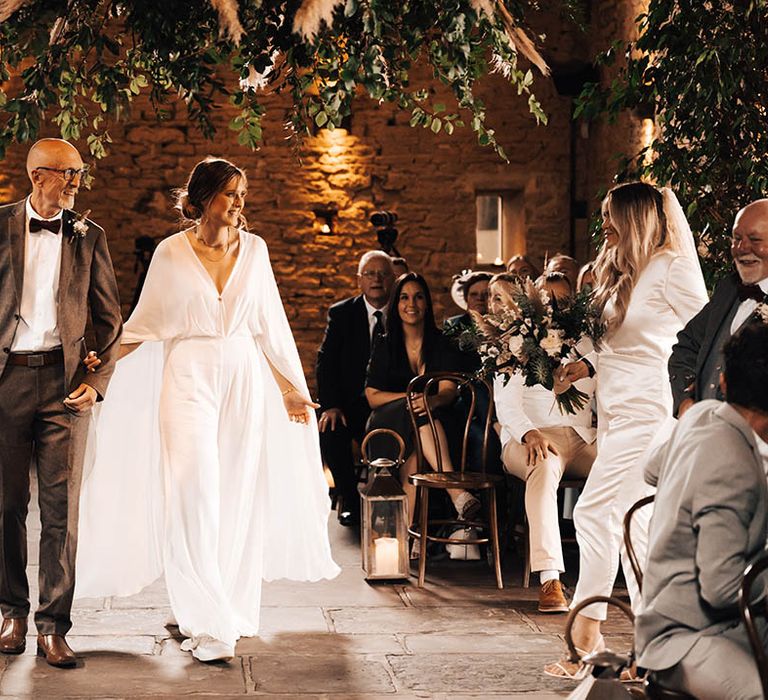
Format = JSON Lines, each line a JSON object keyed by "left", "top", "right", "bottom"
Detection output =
{"left": 195, "top": 226, "right": 234, "bottom": 263}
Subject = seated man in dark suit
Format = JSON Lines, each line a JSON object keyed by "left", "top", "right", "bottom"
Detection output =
{"left": 637, "top": 322, "right": 768, "bottom": 700}
{"left": 316, "top": 251, "right": 395, "bottom": 525}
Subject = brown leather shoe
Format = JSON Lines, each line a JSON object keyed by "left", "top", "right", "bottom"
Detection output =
{"left": 538, "top": 579, "right": 569, "bottom": 613}
{"left": 36, "top": 634, "right": 77, "bottom": 668}
{"left": 0, "top": 618, "right": 27, "bottom": 654}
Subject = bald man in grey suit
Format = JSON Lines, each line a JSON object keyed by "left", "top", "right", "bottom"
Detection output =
{"left": 0, "top": 139, "right": 122, "bottom": 667}
{"left": 637, "top": 323, "right": 768, "bottom": 700}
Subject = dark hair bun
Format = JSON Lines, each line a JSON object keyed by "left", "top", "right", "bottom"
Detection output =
{"left": 179, "top": 193, "right": 202, "bottom": 221}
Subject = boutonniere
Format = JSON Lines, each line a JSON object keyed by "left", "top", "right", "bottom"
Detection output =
{"left": 71, "top": 209, "right": 91, "bottom": 240}
{"left": 755, "top": 302, "right": 768, "bottom": 324}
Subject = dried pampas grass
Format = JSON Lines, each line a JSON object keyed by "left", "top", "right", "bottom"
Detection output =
{"left": 472, "top": 0, "right": 549, "bottom": 76}
{"left": 209, "top": 0, "right": 244, "bottom": 44}
{"left": 49, "top": 17, "right": 68, "bottom": 44}
{"left": 0, "top": 0, "right": 30, "bottom": 23}
{"left": 293, "top": 0, "right": 342, "bottom": 40}
{"left": 495, "top": 2, "right": 549, "bottom": 75}
{"left": 469, "top": 0, "right": 495, "bottom": 17}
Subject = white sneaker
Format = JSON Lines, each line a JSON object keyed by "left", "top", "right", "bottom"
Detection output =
{"left": 181, "top": 635, "right": 234, "bottom": 663}
{"left": 454, "top": 492, "right": 481, "bottom": 521}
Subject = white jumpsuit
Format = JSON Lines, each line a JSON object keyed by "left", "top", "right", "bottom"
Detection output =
{"left": 75, "top": 231, "right": 339, "bottom": 646}
{"left": 570, "top": 250, "right": 707, "bottom": 619}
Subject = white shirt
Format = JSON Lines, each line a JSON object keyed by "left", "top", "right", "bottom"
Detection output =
{"left": 493, "top": 371, "right": 596, "bottom": 447}
{"left": 363, "top": 296, "right": 387, "bottom": 341}
{"left": 730, "top": 276, "right": 768, "bottom": 334}
{"left": 11, "top": 198, "right": 64, "bottom": 352}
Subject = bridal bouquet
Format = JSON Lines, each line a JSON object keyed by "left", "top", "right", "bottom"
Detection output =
{"left": 465, "top": 279, "right": 605, "bottom": 415}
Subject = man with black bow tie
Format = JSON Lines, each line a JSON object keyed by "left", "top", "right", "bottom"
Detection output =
{"left": 669, "top": 199, "right": 768, "bottom": 417}
{"left": 0, "top": 139, "right": 122, "bottom": 667}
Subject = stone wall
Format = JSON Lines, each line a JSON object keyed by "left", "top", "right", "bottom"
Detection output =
{"left": 0, "top": 4, "right": 644, "bottom": 391}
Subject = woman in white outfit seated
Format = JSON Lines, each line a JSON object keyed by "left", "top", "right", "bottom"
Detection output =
{"left": 491, "top": 272, "right": 596, "bottom": 613}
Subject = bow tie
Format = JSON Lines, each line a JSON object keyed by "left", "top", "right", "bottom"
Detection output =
{"left": 30, "top": 218, "right": 61, "bottom": 235}
{"left": 737, "top": 283, "right": 767, "bottom": 303}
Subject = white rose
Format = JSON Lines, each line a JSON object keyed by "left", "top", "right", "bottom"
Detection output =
{"left": 540, "top": 330, "right": 564, "bottom": 358}
{"left": 487, "top": 346, "right": 500, "bottom": 358}
{"left": 507, "top": 335, "right": 524, "bottom": 356}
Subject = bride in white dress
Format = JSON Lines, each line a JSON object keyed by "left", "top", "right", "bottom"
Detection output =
{"left": 75, "top": 158, "right": 340, "bottom": 662}
{"left": 544, "top": 182, "right": 708, "bottom": 679}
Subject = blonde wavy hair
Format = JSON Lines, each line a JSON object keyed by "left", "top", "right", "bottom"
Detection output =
{"left": 592, "top": 182, "right": 670, "bottom": 332}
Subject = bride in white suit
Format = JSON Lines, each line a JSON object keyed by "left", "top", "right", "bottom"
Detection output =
{"left": 544, "top": 182, "right": 708, "bottom": 679}
{"left": 75, "top": 158, "right": 339, "bottom": 663}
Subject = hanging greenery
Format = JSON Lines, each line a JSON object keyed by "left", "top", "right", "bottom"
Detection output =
{"left": 574, "top": 0, "right": 768, "bottom": 284}
{"left": 0, "top": 0, "right": 560, "bottom": 161}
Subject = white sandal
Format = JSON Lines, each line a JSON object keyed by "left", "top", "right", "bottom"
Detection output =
{"left": 543, "top": 636, "right": 605, "bottom": 681}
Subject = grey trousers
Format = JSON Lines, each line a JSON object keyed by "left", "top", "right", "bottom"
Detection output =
{"left": 0, "top": 362, "right": 88, "bottom": 635}
{"left": 656, "top": 623, "right": 765, "bottom": 700}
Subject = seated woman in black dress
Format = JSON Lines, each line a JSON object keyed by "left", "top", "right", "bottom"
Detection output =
{"left": 365, "top": 272, "right": 481, "bottom": 527}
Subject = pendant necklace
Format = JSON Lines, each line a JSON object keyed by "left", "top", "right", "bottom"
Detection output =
{"left": 195, "top": 225, "right": 233, "bottom": 263}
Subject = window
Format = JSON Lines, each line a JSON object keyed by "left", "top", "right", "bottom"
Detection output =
{"left": 475, "top": 194, "right": 502, "bottom": 266}
{"left": 474, "top": 191, "right": 525, "bottom": 267}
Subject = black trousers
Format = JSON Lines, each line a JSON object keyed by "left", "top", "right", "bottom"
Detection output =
{"left": 319, "top": 399, "right": 370, "bottom": 513}
{"left": 0, "top": 362, "right": 88, "bottom": 635}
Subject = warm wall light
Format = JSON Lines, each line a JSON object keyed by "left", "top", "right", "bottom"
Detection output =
{"left": 641, "top": 117, "right": 655, "bottom": 165}
{"left": 313, "top": 206, "right": 338, "bottom": 235}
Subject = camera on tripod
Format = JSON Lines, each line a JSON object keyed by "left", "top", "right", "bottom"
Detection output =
{"left": 370, "top": 210, "right": 400, "bottom": 257}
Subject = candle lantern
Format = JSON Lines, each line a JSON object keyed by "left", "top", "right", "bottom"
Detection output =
{"left": 359, "top": 429, "right": 409, "bottom": 581}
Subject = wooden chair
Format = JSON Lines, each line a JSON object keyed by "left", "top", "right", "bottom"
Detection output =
{"left": 623, "top": 495, "right": 694, "bottom": 700}
{"left": 406, "top": 371, "right": 504, "bottom": 588}
{"left": 623, "top": 494, "right": 655, "bottom": 594}
{"left": 739, "top": 552, "right": 768, "bottom": 699}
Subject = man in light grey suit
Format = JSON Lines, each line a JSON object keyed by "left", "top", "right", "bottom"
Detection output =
{"left": 636, "top": 322, "right": 768, "bottom": 700}
{"left": 0, "top": 139, "right": 122, "bottom": 667}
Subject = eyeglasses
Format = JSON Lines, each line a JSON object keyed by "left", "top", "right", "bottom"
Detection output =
{"left": 359, "top": 270, "right": 392, "bottom": 280}
{"left": 35, "top": 166, "right": 90, "bottom": 182}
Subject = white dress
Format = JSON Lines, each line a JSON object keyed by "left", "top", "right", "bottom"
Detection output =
{"left": 75, "top": 230, "right": 340, "bottom": 646}
{"left": 570, "top": 250, "right": 707, "bottom": 619}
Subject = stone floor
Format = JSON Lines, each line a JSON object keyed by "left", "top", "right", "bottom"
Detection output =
{"left": 0, "top": 485, "right": 634, "bottom": 699}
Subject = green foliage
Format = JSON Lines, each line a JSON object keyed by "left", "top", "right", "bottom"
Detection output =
{"left": 574, "top": 1, "right": 768, "bottom": 285}
{"left": 0, "top": 0, "right": 560, "bottom": 161}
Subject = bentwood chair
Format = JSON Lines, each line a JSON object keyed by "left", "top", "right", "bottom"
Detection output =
{"left": 623, "top": 494, "right": 655, "bottom": 594}
{"left": 406, "top": 372, "right": 504, "bottom": 588}
{"left": 623, "top": 495, "right": 695, "bottom": 700}
{"left": 739, "top": 552, "right": 768, "bottom": 699}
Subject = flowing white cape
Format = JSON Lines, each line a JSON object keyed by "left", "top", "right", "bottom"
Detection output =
{"left": 75, "top": 232, "right": 340, "bottom": 598}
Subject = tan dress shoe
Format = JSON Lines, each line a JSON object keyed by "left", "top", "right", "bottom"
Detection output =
{"left": 538, "top": 579, "right": 570, "bottom": 613}
{"left": 0, "top": 618, "right": 27, "bottom": 654}
{"left": 36, "top": 634, "right": 77, "bottom": 668}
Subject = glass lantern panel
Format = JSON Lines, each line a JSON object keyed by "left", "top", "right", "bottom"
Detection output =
{"left": 362, "top": 496, "right": 408, "bottom": 578}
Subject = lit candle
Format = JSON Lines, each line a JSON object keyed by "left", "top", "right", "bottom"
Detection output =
{"left": 373, "top": 537, "right": 400, "bottom": 576}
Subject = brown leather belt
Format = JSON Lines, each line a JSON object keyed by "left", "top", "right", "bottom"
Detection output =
{"left": 7, "top": 348, "right": 64, "bottom": 367}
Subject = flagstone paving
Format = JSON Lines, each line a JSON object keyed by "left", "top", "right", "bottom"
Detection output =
{"left": 0, "top": 485, "right": 633, "bottom": 698}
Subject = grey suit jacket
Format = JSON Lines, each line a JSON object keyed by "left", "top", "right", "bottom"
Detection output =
{"left": 636, "top": 400, "right": 768, "bottom": 671}
{"left": 0, "top": 199, "right": 122, "bottom": 399}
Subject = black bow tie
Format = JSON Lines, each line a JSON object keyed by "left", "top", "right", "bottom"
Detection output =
{"left": 30, "top": 218, "right": 61, "bottom": 235}
{"left": 737, "top": 283, "right": 767, "bottom": 303}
